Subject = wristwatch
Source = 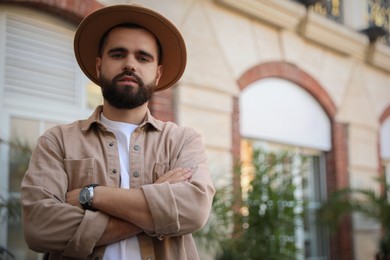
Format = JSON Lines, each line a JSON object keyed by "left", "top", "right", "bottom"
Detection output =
{"left": 79, "top": 184, "right": 99, "bottom": 211}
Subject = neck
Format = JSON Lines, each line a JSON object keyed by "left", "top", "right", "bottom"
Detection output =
{"left": 102, "top": 101, "right": 148, "bottom": 125}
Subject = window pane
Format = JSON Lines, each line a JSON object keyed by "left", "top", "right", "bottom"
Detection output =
{"left": 86, "top": 82, "right": 103, "bottom": 109}
{"left": 7, "top": 117, "right": 57, "bottom": 260}
{"left": 240, "top": 139, "right": 328, "bottom": 259}
{"left": 8, "top": 118, "right": 38, "bottom": 193}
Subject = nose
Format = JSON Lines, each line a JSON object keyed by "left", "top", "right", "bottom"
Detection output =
{"left": 123, "top": 56, "right": 136, "bottom": 72}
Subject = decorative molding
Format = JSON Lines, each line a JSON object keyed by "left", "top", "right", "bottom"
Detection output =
{"left": 214, "top": 0, "right": 306, "bottom": 31}
{"left": 299, "top": 11, "right": 368, "bottom": 60}
{"left": 368, "top": 42, "right": 390, "bottom": 72}
{"left": 214, "top": 0, "right": 390, "bottom": 72}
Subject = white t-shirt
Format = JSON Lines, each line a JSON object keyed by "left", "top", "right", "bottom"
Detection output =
{"left": 101, "top": 113, "right": 141, "bottom": 260}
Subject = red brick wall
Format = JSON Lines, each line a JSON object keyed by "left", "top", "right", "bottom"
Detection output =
{"left": 237, "top": 61, "right": 353, "bottom": 260}
{"left": 231, "top": 96, "right": 243, "bottom": 237}
{"left": 232, "top": 96, "right": 241, "bottom": 159}
{"left": 149, "top": 87, "right": 176, "bottom": 122}
{"left": 379, "top": 105, "right": 390, "bottom": 124}
{"left": 327, "top": 121, "right": 353, "bottom": 260}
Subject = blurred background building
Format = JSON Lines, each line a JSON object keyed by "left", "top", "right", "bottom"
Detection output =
{"left": 0, "top": 0, "right": 389, "bottom": 259}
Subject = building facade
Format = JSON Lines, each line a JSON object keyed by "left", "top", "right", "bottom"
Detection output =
{"left": 0, "top": 0, "right": 389, "bottom": 259}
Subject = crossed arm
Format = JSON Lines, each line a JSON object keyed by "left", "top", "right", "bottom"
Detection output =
{"left": 66, "top": 167, "right": 193, "bottom": 246}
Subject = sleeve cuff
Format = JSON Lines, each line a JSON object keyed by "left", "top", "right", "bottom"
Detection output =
{"left": 142, "top": 183, "right": 180, "bottom": 235}
{"left": 63, "top": 210, "right": 109, "bottom": 258}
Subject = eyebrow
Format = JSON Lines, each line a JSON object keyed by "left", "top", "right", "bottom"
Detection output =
{"left": 108, "top": 47, "right": 156, "bottom": 61}
{"left": 108, "top": 47, "right": 128, "bottom": 54}
{"left": 137, "top": 50, "right": 155, "bottom": 61}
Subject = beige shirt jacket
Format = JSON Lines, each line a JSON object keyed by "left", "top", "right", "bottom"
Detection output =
{"left": 21, "top": 105, "right": 215, "bottom": 260}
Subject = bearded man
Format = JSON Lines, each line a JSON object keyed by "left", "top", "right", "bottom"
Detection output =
{"left": 21, "top": 4, "right": 215, "bottom": 260}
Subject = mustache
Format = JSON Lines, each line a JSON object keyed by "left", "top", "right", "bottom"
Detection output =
{"left": 113, "top": 71, "right": 143, "bottom": 85}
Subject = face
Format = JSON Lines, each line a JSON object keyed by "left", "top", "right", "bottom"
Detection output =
{"left": 96, "top": 27, "right": 162, "bottom": 109}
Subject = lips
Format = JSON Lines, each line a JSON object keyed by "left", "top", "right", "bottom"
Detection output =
{"left": 119, "top": 75, "right": 137, "bottom": 83}
{"left": 116, "top": 75, "right": 140, "bottom": 87}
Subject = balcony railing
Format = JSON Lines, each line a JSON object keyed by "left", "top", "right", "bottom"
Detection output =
{"left": 367, "top": 0, "right": 390, "bottom": 44}
{"left": 310, "top": 0, "right": 343, "bottom": 23}
{"left": 294, "top": 0, "right": 343, "bottom": 22}
{"left": 294, "top": 0, "right": 390, "bottom": 45}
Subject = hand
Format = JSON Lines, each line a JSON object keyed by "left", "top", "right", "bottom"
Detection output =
{"left": 154, "top": 167, "right": 193, "bottom": 184}
{"left": 66, "top": 188, "right": 82, "bottom": 208}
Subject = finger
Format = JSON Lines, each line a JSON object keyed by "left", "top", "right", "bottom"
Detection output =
{"left": 164, "top": 168, "right": 192, "bottom": 183}
{"left": 155, "top": 168, "right": 193, "bottom": 184}
{"left": 156, "top": 168, "right": 183, "bottom": 183}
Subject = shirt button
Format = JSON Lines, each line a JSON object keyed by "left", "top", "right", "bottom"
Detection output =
{"left": 109, "top": 142, "right": 114, "bottom": 147}
{"left": 134, "top": 144, "right": 141, "bottom": 151}
{"left": 112, "top": 169, "right": 117, "bottom": 174}
{"left": 133, "top": 171, "right": 140, "bottom": 177}
{"left": 146, "top": 257, "right": 152, "bottom": 260}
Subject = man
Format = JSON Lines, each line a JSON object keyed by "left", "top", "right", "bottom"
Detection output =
{"left": 21, "top": 4, "right": 215, "bottom": 260}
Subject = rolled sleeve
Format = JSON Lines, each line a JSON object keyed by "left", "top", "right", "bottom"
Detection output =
{"left": 64, "top": 210, "right": 109, "bottom": 257}
{"left": 21, "top": 131, "right": 109, "bottom": 257}
{"left": 142, "top": 182, "right": 180, "bottom": 236}
{"left": 141, "top": 128, "right": 215, "bottom": 238}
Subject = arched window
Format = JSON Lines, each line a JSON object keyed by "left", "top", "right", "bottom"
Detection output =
{"left": 240, "top": 77, "right": 331, "bottom": 259}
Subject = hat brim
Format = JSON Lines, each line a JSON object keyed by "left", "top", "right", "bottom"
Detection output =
{"left": 74, "top": 4, "right": 186, "bottom": 92}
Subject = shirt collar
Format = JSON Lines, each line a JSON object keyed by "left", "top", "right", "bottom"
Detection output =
{"left": 81, "top": 105, "right": 163, "bottom": 132}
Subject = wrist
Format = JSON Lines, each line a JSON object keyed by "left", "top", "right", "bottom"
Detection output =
{"left": 79, "top": 184, "right": 99, "bottom": 211}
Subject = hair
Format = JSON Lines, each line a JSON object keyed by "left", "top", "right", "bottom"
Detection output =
{"left": 98, "top": 23, "right": 162, "bottom": 64}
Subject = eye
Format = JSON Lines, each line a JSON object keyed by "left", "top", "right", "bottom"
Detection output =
{"left": 110, "top": 52, "right": 125, "bottom": 59}
{"left": 136, "top": 50, "right": 154, "bottom": 63}
{"left": 137, "top": 55, "right": 152, "bottom": 63}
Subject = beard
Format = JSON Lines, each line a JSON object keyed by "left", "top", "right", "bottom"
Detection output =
{"left": 99, "top": 71, "right": 155, "bottom": 109}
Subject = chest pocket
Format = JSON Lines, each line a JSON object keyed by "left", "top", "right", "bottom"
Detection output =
{"left": 64, "top": 158, "right": 95, "bottom": 190}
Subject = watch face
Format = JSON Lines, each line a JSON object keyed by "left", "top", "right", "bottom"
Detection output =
{"left": 79, "top": 187, "right": 90, "bottom": 205}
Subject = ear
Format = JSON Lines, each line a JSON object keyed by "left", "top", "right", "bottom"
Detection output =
{"left": 155, "top": 65, "right": 163, "bottom": 86}
{"left": 96, "top": 57, "right": 102, "bottom": 79}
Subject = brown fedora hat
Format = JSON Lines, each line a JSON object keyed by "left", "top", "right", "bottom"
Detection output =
{"left": 74, "top": 4, "right": 187, "bottom": 92}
